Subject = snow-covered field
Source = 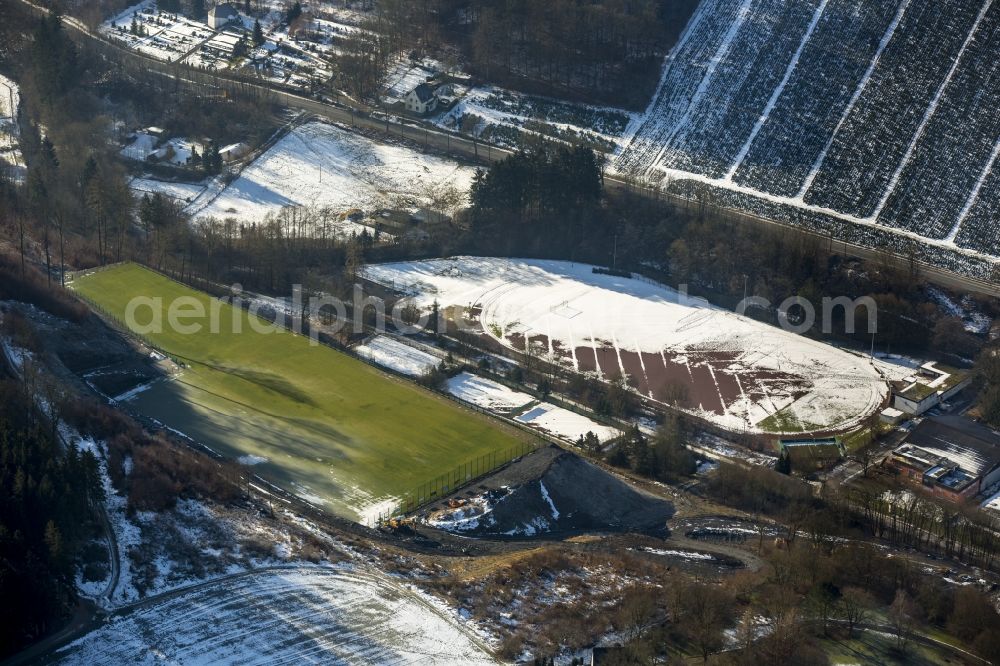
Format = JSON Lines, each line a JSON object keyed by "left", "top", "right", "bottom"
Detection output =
{"left": 354, "top": 335, "right": 442, "bottom": 377}
{"left": 197, "top": 121, "right": 475, "bottom": 222}
{"left": 367, "top": 257, "right": 889, "bottom": 435}
{"left": 444, "top": 372, "right": 616, "bottom": 442}
{"left": 55, "top": 566, "right": 497, "bottom": 665}
{"left": 446, "top": 372, "right": 534, "bottom": 413}
{"left": 514, "top": 402, "right": 620, "bottom": 443}
{"left": 130, "top": 176, "right": 207, "bottom": 204}
{"left": 614, "top": 0, "right": 1000, "bottom": 266}
{"left": 434, "top": 86, "right": 637, "bottom": 153}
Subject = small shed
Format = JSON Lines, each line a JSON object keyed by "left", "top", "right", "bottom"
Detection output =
{"left": 779, "top": 437, "right": 844, "bottom": 471}
{"left": 880, "top": 407, "right": 905, "bottom": 425}
{"left": 219, "top": 142, "right": 249, "bottom": 162}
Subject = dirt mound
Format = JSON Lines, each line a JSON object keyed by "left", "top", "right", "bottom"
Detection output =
{"left": 425, "top": 446, "right": 673, "bottom": 537}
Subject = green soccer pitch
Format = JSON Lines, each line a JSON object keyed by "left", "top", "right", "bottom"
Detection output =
{"left": 73, "top": 263, "right": 532, "bottom": 522}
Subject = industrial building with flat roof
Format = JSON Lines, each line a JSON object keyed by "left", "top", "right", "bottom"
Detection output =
{"left": 884, "top": 416, "right": 1000, "bottom": 502}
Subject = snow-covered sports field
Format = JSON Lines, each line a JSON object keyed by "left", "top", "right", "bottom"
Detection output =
{"left": 366, "top": 257, "right": 890, "bottom": 435}
{"left": 445, "top": 372, "right": 617, "bottom": 442}
{"left": 354, "top": 335, "right": 442, "bottom": 377}
{"left": 197, "top": 121, "right": 476, "bottom": 221}
{"left": 513, "top": 402, "right": 620, "bottom": 443}
{"left": 446, "top": 372, "right": 534, "bottom": 413}
{"left": 55, "top": 566, "right": 497, "bottom": 665}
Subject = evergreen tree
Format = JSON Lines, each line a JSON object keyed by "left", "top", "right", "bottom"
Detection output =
{"left": 606, "top": 442, "right": 629, "bottom": 468}
{"left": 233, "top": 35, "right": 249, "bottom": 59}
{"left": 210, "top": 143, "right": 223, "bottom": 173}
{"left": 632, "top": 439, "right": 655, "bottom": 476}
{"left": 80, "top": 155, "right": 98, "bottom": 193}
{"left": 430, "top": 299, "right": 440, "bottom": 335}
{"left": 31, "top": 13, "right": 79, "bottom": 103}
{"left": 43, "top": 520, "right": 63, "bottom": 565}
{"left": 776, "top": 452, "right": 791, "bottom": 474}
{"left": 651, "top": 415, "right": 696, "bottom": 481}
{"left": 580, "top": 431, "right": 600, "bottom": 452}
{"left": 252, "top": 19, "right": 265, "bottom": 46}
{"left": 201, "top": 143, "right": 222, "bottom": 175}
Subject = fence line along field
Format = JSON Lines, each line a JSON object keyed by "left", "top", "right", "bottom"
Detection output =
{"left": 71, "top": 263, "right": 533, "bottom": 523}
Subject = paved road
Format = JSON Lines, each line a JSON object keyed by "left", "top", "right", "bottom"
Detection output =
{"left": 833, "top": 620, "right": 991, "bottom": 665}
{"left": 17, "top": 0, "right": 1000, "bottom": 298}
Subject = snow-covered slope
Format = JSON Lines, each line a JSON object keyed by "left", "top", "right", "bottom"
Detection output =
{"left": 56, "top": 566, "right": 497, "bottom": 665}
{"left": 196, "top": 121, "right": 476, "bottom": 221}
{"left": 615, "top": 0, "right": 1000, "bottom": 275}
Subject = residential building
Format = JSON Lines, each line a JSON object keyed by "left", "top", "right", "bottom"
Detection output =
{"left": 403, "top": 83, "right": 438, "bottom": 115}
{"left": 208, "top": 3, "right": 241, "bottom": 29}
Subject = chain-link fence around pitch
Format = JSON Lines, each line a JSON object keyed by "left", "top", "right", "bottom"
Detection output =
{"left": 69, "top": 283, "right": 181, "bottom": 368}
{"left": 376, "top": 440, "right": 535, "bottom": 523}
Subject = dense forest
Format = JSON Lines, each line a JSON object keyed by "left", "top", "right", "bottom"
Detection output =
{"left": 0, "top": 371, "right": 104, "bottom": 657}
{"left": 370, "top": 0, "right": 699, "bottom": 107}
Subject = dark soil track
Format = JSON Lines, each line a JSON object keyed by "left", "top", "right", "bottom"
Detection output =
{"left": 567, "top": 339, "right": 809, "bottom": 417}
{"left": 500, "top": 324, "right": 810, "bottom": 420}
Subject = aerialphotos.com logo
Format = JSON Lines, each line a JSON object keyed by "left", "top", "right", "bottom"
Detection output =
{"left": 123, "top": 283, "right": 878, "bottom": 344}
